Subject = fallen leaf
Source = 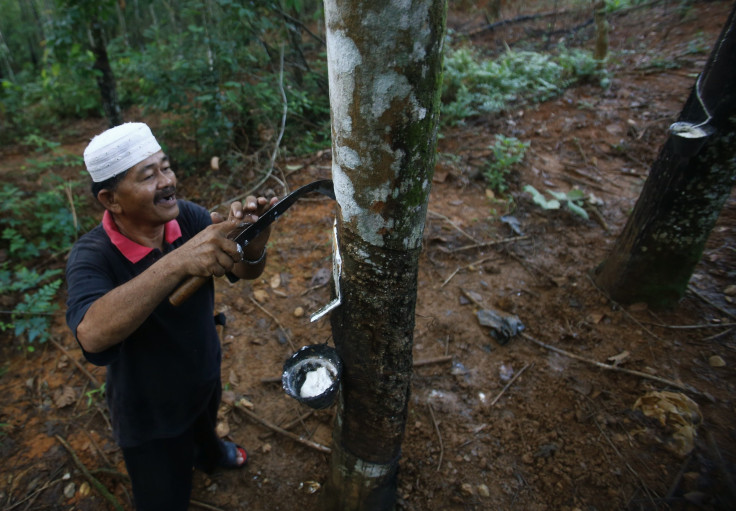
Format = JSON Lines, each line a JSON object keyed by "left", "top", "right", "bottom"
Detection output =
{"left": 253, "top": 289, "right": 268, "bottom": 303}
{"left": 78, "top": 482, "right": 91, "bottom": 497}
{"left": 709, "top": 355, "right": 725, "bottom": 367}
{"left": 270, "top": 273, "right": 281, "bottom": 289}
{"left": 586, "top": 312, "right": 605, "bottom": 324}
{"left": 216, "top": 420, "right": 230, "bottom": 438}
{"left": 54, "top": 386, "right": 76, "bottom": 408}
{"left": 238, "top": 397, "right": 255, "bottom": 410}
{"left": 633, "top": 391, "right": 702, "bottom": 456}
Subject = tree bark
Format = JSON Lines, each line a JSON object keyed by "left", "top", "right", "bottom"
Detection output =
{"left": 594, "top": 4, "right": 736, "bottom": 308}
{"left": 320, "top": 0, "right": 447, "bottom": 509}
{"left": 89, "top": 17, "right": 123, "bottom": 127}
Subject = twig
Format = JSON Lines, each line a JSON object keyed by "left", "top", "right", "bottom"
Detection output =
{"left": 521, "top": 332, "right": 703, "bottom": 396}
{"left": 250, "top": 296, "right": 295, "bottom": 351}
{"left": 3, "top": 477, "right": 64, "bottom": 511}
{"left": 55, "top": 435, "right": 125, "bottom": 511}
{"left": 64, "top": 181, "right": 79, "bottom": 241}
{"left": 445, "top": 235, "right": 529, "bottom": 254}
{"left": 49, "top": 337, "right": 101, "bottom": 388}
{"left": 272, "top": 45, "right": 290, "bottom": 195}
{"left": 428, "top": 209, "right": 478, "bottom": 244}
{"left": 642, "top": 321, "right": 736, "bottom": 330}
{"left": 688, "top": 285, "right": 736, "bottom": 321}
{"left": 702, "top": 328, "right": 734, "bottom": 342}
{"left": 84, "top": 430, "right": 113, "bottom": 468}
{"left": 440, "top": 267, "right": 460, "bottom": 288}
{"left": 190, "top": 499, "right": 227, "bottom": 511}
{"left": 464, "top": 7, "right": 582, "bottom": 36}
{"left": 705, "top": 429, "right": 736, "bottom": 502}
{"left": 589, "top": 205, "right": 610, "bottom": 232}
{"left": 234, "top": 401, "right": 331, "bottom": 454}
{"left": 666, "top": 454, "right": 693, "bottom": 500}
{"left": 593, "top": 417, "right": 659, "bottom": 507}
{"left": 489, "top": 363, "right": 532, "bottom": 406}
{"left": 273, "top": 6, "right": 326, "bottom": 45}
{"left": 440, "top": 254, "right": 503, "bottom": 288}
{"left": 586, "top": 274, "right": 662, "bottom": 341}
{"left": 413, "top": 355, "right": 453, "bottom": 367}
{"left": 427, "top": 402, "right": 443, "bottom": 472}
{"left": 259, "top": 410, "right": 315, "bottom": 440}
{"left": 210, "top": 45, "right": 290, "bottom": 211}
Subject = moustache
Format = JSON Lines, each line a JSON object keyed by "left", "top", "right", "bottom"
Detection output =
{"left": 155, "top": 186, "right": 177, "bottom": 201}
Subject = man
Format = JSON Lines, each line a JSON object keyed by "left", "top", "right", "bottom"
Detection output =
{"left": 65, "top": 122, "right": 277, "bottom": 510}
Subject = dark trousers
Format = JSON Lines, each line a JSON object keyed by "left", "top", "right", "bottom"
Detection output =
{"left": 121, "top": 386, "right": 223, "bottom": 511}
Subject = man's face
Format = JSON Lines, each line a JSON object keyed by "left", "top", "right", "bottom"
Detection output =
{"left": 109, "top": 150, "right": 179, "bottom": 227}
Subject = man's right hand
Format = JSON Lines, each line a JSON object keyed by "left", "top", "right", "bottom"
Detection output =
{"left": 174, "top": 220, "right": 243, "bottom": 278}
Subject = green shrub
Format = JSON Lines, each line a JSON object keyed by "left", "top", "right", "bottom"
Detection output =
{"left": 442, "top": 45, "right": 609, "bottom": 125}
{"left": 0, "top": 145, "right": 86, "bottom": 348}
{"left": 484, "top": 135, "right": 530, "bottom": 193}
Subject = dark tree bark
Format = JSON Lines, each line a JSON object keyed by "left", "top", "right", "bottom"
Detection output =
{"left": 594, "top": 4, "right": 736, "bottom": 308}
{"left": 320, "top": 0, "right": 447, "bottom": 509}
{"left": 89, "top": 18, "right": 123, "bottom": 127}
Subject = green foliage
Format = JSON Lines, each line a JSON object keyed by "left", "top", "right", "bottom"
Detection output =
{"left": 107, "top": 0, "right": 330, "bottom": 166}
{"left": 85, "top": 383, "right": 106, "bottom": 407}
{"left": 524, "top": 185, "right": 590, "bottom": 220}
{"left": 0, "top": 148, "right": 84, "bottom": 348}
{"left": 603, "top": 0, "right": 650, "bottom": 13}
{"left": 1, "top": 0, "right": 331, "bottom": 163}
{"left": 0, "top": 180, "right": 80, "bottom": 259}
{"left": 10, "top": 279, "right": 62, "bottom": 345}
{"left": 484, "top": 135, "right": 530, "bottom": 193}
{"left": 442, "top": 45, "right": 608, "bottom": 125}
{"left": 0, "top": 267, "right": 62, "bottom": 346}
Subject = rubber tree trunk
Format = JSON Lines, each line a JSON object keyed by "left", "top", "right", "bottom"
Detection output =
{"left": 89, "top": 18, "right": 123, "bottom": 127}
{"left": 594, "top": 4, "right": 736, "bottom": 308}
{"left": 321, "top": 1, "right": 446, "bottom": 509}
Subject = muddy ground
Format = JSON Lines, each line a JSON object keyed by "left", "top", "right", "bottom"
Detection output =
{"left": 1, "top": 1, "right": 735, "bottom": 510}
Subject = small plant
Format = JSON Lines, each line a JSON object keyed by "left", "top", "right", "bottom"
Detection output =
{"left": 484, "top": 135, "right": 530, "bottom": 193}
{"left": 603, "top": 0, "right": 650, "bottom": 13}
{"left": 524, "top": 185, "right": 590, "bottom": 220}
{"left": 85, "top": 383, "right": 106, "bottom": 407}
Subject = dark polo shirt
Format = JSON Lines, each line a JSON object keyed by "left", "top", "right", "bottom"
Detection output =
{"left": 65, "top": 201, "right": 221, "bottom": 448}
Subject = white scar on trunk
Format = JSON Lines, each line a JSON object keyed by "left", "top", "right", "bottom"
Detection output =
{"left": 326, "top": 0, "right": 434, "bottom": 250}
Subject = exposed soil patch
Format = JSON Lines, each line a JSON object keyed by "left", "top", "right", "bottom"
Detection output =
{"left": 1, "top": 2, "right": 735, "bottom": 510}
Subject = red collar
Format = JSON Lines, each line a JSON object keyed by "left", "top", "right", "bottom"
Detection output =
{"left": 102, "top": 210, "right": 182, "bottom": 263}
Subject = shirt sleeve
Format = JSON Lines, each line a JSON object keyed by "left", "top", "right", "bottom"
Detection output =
{"left": 65, "top": 232, "right": 121, "bottom": 366}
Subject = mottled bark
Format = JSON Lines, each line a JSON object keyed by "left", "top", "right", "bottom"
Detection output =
{"left": 89, "top": 18, "right": 123, "bottom": 127}
{"left": 321, "top": 0, "right": 447, "bottom": 509}
{"left": 594, "top": 5, "right": 736, "bottom": 308}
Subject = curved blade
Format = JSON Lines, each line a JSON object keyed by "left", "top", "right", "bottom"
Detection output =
{"left": 231, "top": 179, "right": 335, "bottom": 246}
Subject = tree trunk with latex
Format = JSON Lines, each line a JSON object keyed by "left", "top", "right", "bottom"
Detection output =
{"left": 321, "top": 0, "right": 447, "bottom": 509}
{"left": 594, "top": 5, "right": 736, "bottom": 308}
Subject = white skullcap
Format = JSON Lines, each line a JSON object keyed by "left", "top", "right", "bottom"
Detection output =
{"left": 83, "top": 123, "right": 162, "bottom": 182}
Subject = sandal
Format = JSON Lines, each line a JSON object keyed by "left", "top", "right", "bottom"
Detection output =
{"left": 219, "top": 440, "right": 248, "bottom": 469}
